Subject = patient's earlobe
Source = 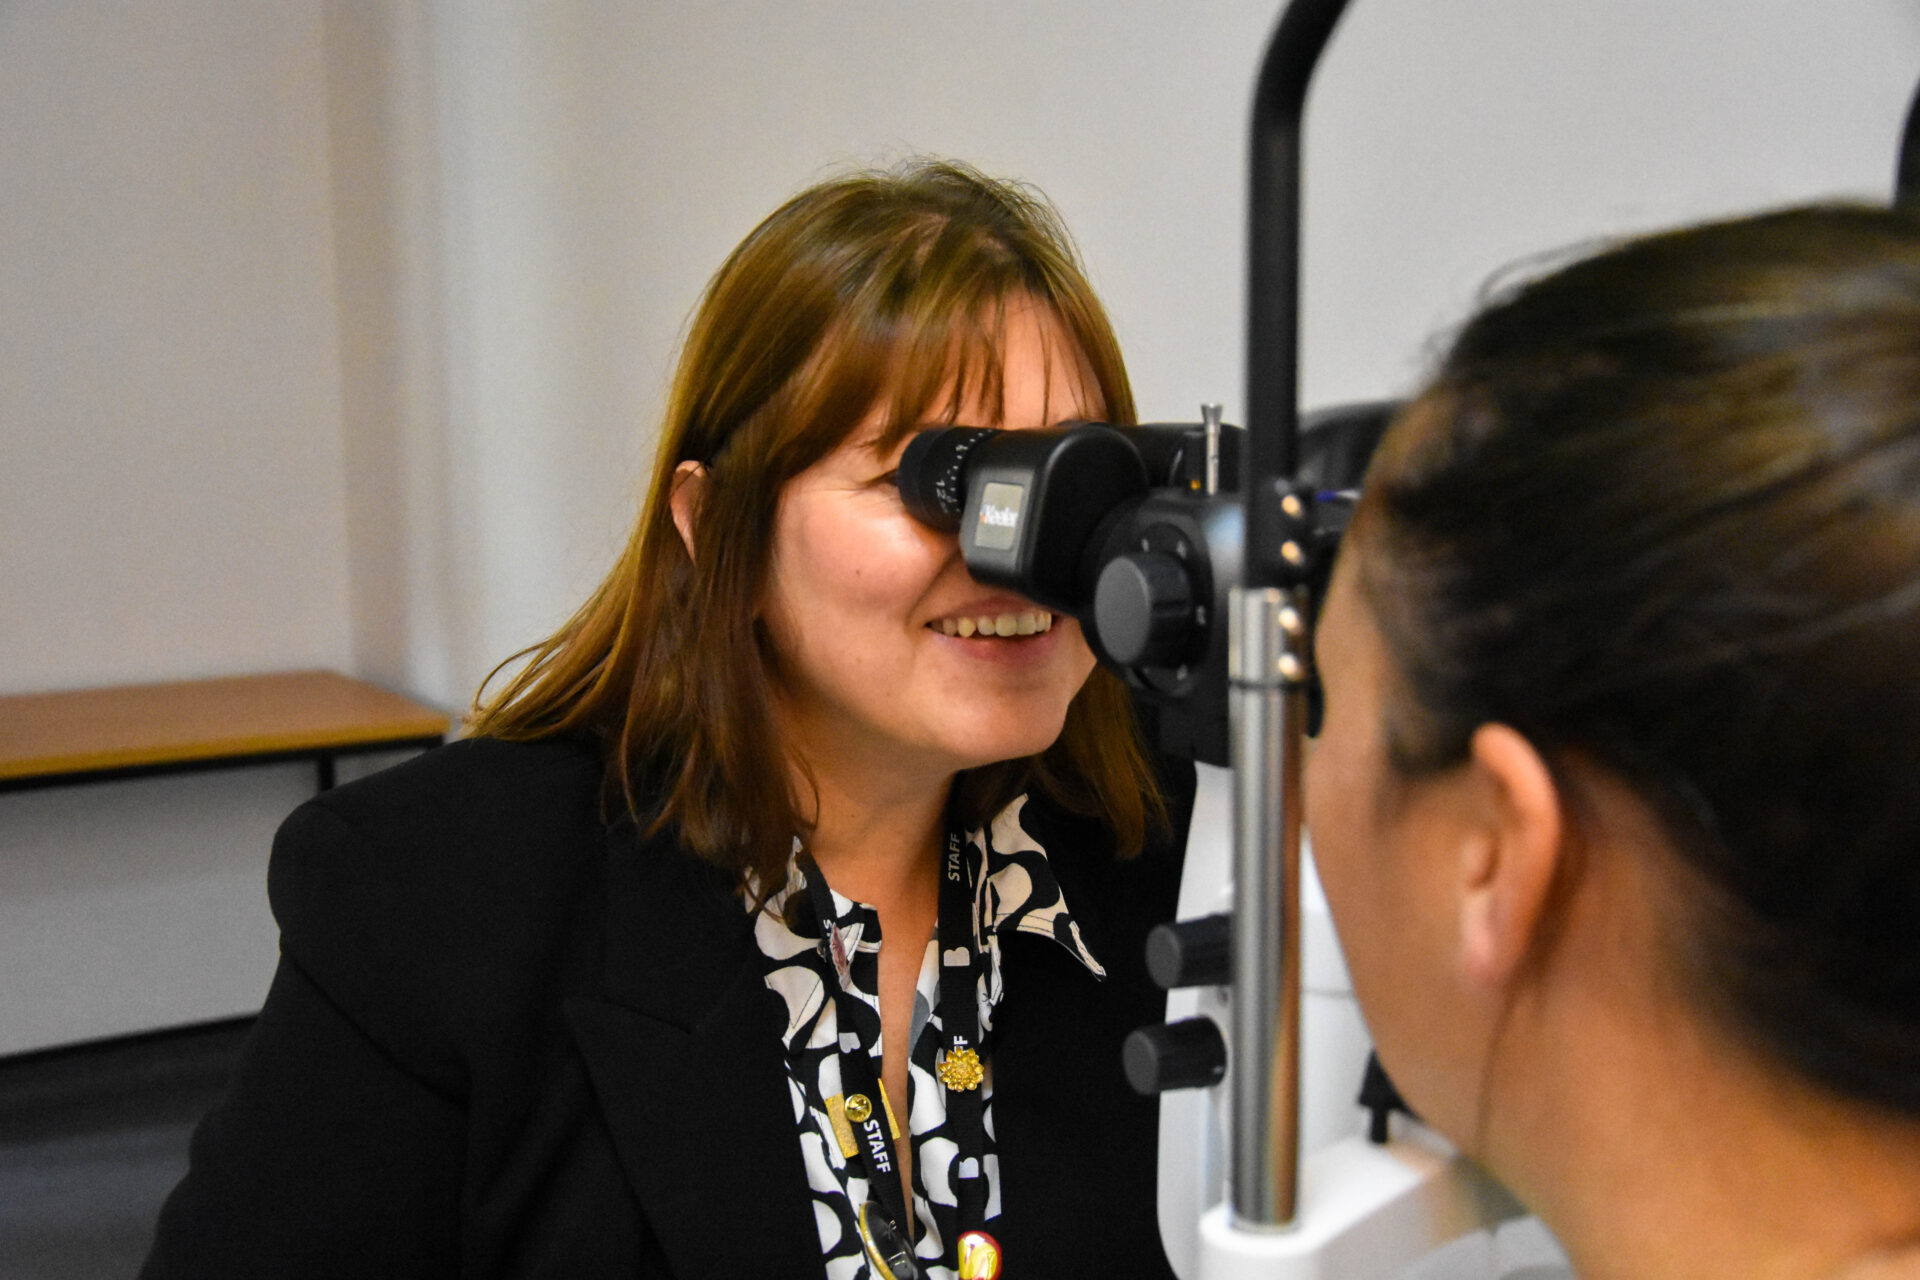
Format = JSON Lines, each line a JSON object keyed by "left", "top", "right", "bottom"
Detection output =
{"left": 1457, "top": 723, "right": 1565, "bottom": 988}
{"left": 669, "top": 461, "right": 707, "bottom": 560}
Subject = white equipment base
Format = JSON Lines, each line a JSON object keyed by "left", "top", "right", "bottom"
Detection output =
{"left": 1197, "top": 1132, "right": 1524, "bottom": 1280}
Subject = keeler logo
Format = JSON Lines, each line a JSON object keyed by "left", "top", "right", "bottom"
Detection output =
{"left": 972, "top": 480, "right": 1026, "bottom": 551}
{"left": 978, "top": 503, "right": 1019, "bottom": 528}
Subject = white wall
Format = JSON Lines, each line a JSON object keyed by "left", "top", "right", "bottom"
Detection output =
{"left": 1, "top": 4, "right": 352, "bottom": 690}
{"left": 423, "top": 0, "right": 1920, "bottom": 704}
{"left": 1303, "top": 0, "right": 1920, "bottom": 402}
{"left": 0, "top": 3, "right": 353, "bottom": 1052}
{"left": 2, "top": 0, "right": 1917, "bottom": 1052}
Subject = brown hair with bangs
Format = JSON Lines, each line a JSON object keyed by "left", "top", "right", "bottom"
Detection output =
{"left": 468, "top": 158, "right": 1164, "bottom": 892}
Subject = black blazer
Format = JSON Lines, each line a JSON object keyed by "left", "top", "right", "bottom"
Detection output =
{"left": 142, "top": 736, "right": 1192, "bottom": 1278}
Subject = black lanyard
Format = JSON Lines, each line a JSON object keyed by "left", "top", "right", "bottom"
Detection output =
{"left": 933, "top": 823, "right": 988, "bottom": 1232}
{"left": 798, "top": 819, "right": 990, "bottom": 1264}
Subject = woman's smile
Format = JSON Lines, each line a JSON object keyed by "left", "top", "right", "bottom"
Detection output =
{"left": 925, "top": 606, "right": 1065, "bottom": 669}
{"left": 926, "top": 608, "right": 1054, "bottom": 639}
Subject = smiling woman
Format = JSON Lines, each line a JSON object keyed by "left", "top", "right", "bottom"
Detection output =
{"left": 482, "top": 162, "right": 1159, "bottom": 897}
{"left": 746, "top": 297, "right": 1100, "bottom": 801}
{"left": 141, "top": 161, "right": 1190, "bottom": 1280}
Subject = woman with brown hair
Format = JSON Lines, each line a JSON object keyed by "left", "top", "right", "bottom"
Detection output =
{"left": 143, "top": 160, "right": 1188, "bottom": 1279}
{"left": 1308, "top": 204, "right": 1920, "bottom": 1279}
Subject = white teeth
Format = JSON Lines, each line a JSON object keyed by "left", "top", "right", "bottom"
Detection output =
{"left": 934, "top": 610, "right": 1052, "bottom": 638}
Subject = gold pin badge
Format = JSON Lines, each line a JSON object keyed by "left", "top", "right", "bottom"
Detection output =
{"left": 937, "top": 1047, "right": 984, "bottom": 1092}
{"left": 826, "top": 1095, "right": 859, "bottom": 1158}
{"left": 826, "top": 1087, "right": 899, "bottom": 1158}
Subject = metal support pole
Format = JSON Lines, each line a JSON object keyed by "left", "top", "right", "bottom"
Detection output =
{"left": 1228, "top": 585, "right": 1310, "bottom": 1227}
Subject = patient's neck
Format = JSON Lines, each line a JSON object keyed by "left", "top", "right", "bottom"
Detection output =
{"left": 1484, "top": 945, "right": 1920, "bottom": 1279}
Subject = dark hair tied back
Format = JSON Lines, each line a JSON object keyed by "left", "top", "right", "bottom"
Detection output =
{"left": 1360, "top": 204, "right": 1920, "bottom": 1116}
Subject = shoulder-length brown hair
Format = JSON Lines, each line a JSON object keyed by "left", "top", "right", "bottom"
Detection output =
{"left": 469, "top": 159, "right": 1164, "bottom": 890}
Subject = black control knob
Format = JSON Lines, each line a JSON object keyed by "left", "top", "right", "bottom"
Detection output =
{"left": 1144, "top": 913, "right": 1231, "bottom": 989}
{"left": 1094, "top": 551, "right": 1195, "bottom": 666}
{"left": 1123, "top": 1017, "right": 1228, "bottom": 1095}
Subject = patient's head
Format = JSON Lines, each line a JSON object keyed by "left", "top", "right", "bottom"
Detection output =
{"left": 1307, "top": 204, "right": 1920, "bottom": 1259}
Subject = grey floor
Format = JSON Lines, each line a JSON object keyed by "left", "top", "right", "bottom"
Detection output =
{"left": 0, "top": 1019, "right": 249, "bottom": 1280}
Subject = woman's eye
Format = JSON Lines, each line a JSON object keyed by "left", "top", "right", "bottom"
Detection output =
{"left": 868, "top": 469, "right": 899, "bottom": 489}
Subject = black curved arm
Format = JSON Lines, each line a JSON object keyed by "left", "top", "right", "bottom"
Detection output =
{"left": 1897, "top": 68, "right": 1920, "bottom": 205}
{"left": 1245, "top": 0, "right": 1352, "bottom": 586}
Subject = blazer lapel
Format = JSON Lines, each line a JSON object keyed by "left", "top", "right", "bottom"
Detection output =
{"left": 565, "top": 823, "right": 820, "bottom": 1279}
{"left": 988, "top": 771, "right": 1192, "bottom": 1277}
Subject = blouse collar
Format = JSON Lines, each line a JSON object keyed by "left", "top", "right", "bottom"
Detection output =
{"left": 749, "top": 793, "right": 1106, "bottom": 1047}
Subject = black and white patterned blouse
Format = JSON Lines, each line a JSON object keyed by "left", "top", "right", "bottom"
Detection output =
{"left": 749, "top": 794, "right": 1105, "bottom": 1280}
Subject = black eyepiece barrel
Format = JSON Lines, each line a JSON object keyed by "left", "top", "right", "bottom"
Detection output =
{"left": 896, "top": 426, "right": 1000, "bottom": 532}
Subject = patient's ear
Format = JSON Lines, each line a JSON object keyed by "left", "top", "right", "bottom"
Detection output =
{"left": 669, "top": 461, "right": 707, "bottom": 560}
{"left": 1457, "top": 723, "right": 1565, "bottom": 988}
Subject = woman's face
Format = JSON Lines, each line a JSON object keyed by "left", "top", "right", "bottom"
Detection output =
{"left": 1305, "top": 548, "right": 1484, "bottom": 1143}
{"left": 760, "top": 297, "right": 1100, "bottom": 786}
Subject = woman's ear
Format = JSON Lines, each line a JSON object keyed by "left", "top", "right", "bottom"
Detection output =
{"left": 1456, "top": 723, "right": 1566, "bottom": 989}
{"left": 669, "top": 461, "right": 707, "bottom": 560}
